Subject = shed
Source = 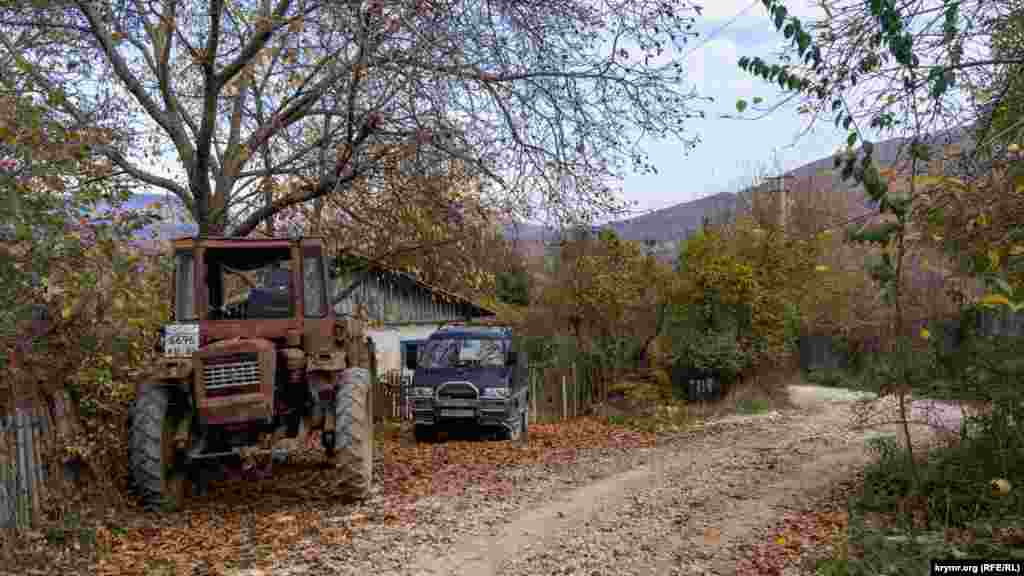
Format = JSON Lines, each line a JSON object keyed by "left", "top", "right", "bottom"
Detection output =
{"left": 330, "top": 255, "right": 496, "bottom": 376}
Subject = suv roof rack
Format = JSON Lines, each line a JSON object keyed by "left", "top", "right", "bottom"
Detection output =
{"left": 436, "top": 323, "right": 512, "bottom": 336}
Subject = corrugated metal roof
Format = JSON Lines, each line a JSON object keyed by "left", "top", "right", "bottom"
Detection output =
{"left": 332, "top": 252, "right": 495, "bottom": 318}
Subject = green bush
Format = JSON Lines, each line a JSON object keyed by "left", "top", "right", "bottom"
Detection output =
{"left": 816, "top": 318, "right": 1024, "bottom": 574}
{"left": 804, "top": 368, "right": 850, "bottom": 388}
{"left": 839, "top": 431, "right": 1024, "bottom": 575}
{"left": 606, "top": 414, "right": 628, "bottom": 427}
{"left": 736, "top": 398, "right": 770, "bottom": 414}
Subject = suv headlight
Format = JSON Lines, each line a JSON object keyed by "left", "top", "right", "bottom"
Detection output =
{"left": 410, "top": 387, "right": 434, "bottom": 398}
{"left": 481, "top": 387, "right": 510, "bottom": 399}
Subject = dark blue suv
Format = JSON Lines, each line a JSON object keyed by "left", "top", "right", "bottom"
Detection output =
{"left": 405, "top": 326, "right": 529, "bottom": 442}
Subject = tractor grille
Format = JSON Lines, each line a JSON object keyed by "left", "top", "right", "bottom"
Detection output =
{"left": 437, "top": 381, "right": 479, "bottom": 401}
{"left": 203, "top": 352, "right": 260, "bottom": 396}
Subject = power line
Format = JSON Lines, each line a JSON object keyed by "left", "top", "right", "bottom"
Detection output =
{"left": 682, "top": 0, "right": 762, "bottom": 60}
{"left": 595, "top": 1, "right": 772, "bottom": 225}
{"left": 605, "top": 0, "right": 767, "bottom": 222}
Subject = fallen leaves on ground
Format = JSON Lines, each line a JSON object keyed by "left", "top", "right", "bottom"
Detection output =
{"left": 735, "top": 505, "right": 850, "bottom": 575}
{"left": 78, "top": 417, "right": 655, "bottom": 576}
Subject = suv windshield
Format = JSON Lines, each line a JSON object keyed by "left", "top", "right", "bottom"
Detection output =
{"left": 420, "top": 337, "right": 507, "bottom": 368}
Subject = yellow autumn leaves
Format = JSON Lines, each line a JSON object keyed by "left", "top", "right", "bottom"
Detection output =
{"left": 978, "top": 293, "right": 1024, "bottom": 311}
{"left": 672, "top": 217, "right": 826, "bottom": 364}
{"left": 538, "top": 229, "right": 667, "bottom": 341}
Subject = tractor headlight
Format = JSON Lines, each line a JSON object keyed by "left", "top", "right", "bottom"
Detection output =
{"left": 410, "top": 387, "right": 434, "bottom": 399}
{"left": 481, "top": 387, "right": 510, "bottom": 399}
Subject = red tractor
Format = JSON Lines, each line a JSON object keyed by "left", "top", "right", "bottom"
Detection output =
{"left": 128, "top": 236, "right": 373, "bottom": 509}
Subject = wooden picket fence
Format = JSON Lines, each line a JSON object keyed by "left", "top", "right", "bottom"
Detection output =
{"left": 373, "top": 369, "right": 410, "bottom": 422}
{"left": 0, "top": 398, "right": 61, "bottom": 530}
{"left": 528, "top": 363, "right": 600, "bottom": 423}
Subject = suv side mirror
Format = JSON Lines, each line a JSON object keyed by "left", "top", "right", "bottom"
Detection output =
{"left": 506, "top": 350, "right": 518, "bottom": 366}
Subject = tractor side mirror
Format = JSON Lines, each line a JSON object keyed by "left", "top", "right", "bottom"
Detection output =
{"left": 405, "top": 344, "right": 418, "bottom": 370}
{"left": 506, "top": 350, "right": 518, "bottom": 366}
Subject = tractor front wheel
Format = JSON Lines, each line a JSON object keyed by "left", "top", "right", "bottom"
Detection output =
{"left": 128, "top": 385, "right": 189, "bottom": 511}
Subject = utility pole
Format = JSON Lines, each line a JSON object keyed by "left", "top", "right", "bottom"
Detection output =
{"left": 764, "top": 174, "right": 796, "bottom": 230}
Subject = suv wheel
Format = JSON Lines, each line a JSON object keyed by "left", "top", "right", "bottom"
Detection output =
{"left": 504, "top": 411, "right": 523, "bottom": 442}
{"left": 414, "top": 424, "right": 436, "bottom": 443}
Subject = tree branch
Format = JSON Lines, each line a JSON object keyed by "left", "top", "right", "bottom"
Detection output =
{"left": 231, "top": 120, "right": 379, "bottom": 237}
{"left": 153, "top": 1, "right": 198, "bottom": 139}
{"left": 0, "top": 25, "right": 193, "bottom": 209}
{"left": 73, "top": 0, "right": 196, "bottom": 169}
{"left": 215, "top": 0, "right": 293, "bottom": 87}
{"left": 93, "top": 144, "right": 191, "bottom": 205}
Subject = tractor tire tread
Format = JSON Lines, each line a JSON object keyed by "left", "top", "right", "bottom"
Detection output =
{"left": 128, "top": 387, "right": 176, "bottom": 510}
{"left": 334, "top": 368, "right": 373, "bottom": 499}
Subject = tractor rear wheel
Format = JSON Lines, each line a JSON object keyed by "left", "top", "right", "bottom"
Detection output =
{"left": 334, "top": 368, "right": 373, "bottom": 499}
{"left": 129, "top": 386, "right": 188, "bottom": 511}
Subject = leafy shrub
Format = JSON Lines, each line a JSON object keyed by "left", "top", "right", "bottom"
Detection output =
{"left": 815, "top": 312, "right": 1024, "bottom": 573}
{"left": 606, "top": 414, "right": 628, "bottom": 427}
{"left": 836, "top": 429, "right": 1023, "bottom": 574}
{"left": 804, "top": 368, "right": 849, "bottom": 388}
{"left": 736, "top": 398, "right": 770, "bottom": 414}
{"left": 0, "top": 183, "right": 170, "bottom": 500}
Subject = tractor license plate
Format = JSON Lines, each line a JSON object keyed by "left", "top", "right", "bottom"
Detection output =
{"left": 440, "top": 409, "right": 475, "bottom": 418}
{"left": 164, "top": 323, "right": 200, "bottom": 357}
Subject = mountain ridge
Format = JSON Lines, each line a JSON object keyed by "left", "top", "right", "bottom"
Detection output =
{"left": 505, "top": 127, "right": 972, "bottom": 253}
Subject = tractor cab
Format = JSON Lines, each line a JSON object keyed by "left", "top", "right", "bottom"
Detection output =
{"left": 170, "top": 237, "right": 328, "bottom": 325}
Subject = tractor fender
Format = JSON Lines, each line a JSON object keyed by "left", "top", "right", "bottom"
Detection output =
{"left": 136, "top": 358, "right": 193, "bottom": 396}
{"left": 307, "top": 349, "right": 347, "bottom": 373}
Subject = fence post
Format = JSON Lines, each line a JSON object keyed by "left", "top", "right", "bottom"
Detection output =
{"left": 561, "top": 374, "right": 568, "bottom": 421}
{"left": 571, "top": 362, "right": 577, "bottom": 418}
{"left": 30, "top": 411, "right": 40, "bottom": 518}
{"left": 530, "top": 368, "right": 537, "bottom": 424}
{"left": 366, "top": 337, "right": 378, "bottom": 423}
{"left": 0, "top": 415, "right": 11, "bottom": 530}
{"left": 399, "top": 371, "right": 407, "bottom": 421}
{"left": 15, "top": 409, "right": 29, "bottom": 528}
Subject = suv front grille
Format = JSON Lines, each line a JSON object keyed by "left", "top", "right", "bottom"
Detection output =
{"left": 203, "top": 352, "right": 260, "bottom": 396}
{"left": 437, "top": 381, "right": 479, "bottom": 400}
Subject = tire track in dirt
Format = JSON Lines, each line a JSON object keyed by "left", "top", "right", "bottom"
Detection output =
{"left": 407, "top": 391, "right": 882, "bottom": 576}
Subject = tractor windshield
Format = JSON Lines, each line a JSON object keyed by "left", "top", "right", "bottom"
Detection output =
{"left": 174, "top": 251, "right": 196, "bottom": 320}
{"left": 205, "top": 247, "right": 294, "bottom": 320}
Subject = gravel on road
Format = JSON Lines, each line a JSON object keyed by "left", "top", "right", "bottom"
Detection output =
{"left": 234, "top": 386, "right": 949, "bottom": 576}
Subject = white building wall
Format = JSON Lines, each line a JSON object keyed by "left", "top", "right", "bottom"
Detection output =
{"left": 367, "top": 324, "right": 443, "bottom": 375}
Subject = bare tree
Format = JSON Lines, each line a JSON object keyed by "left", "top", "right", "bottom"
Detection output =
{"left": 0, "top": 0, "right": 706, "bottom": 236}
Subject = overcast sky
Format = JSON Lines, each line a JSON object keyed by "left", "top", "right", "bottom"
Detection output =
{"left": 615, "top": 0, "right": 846, "bottom": 217}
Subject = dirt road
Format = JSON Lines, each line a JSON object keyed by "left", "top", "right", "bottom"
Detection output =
{"left": 240, "top": 386, "right": 945, "bottom": 576}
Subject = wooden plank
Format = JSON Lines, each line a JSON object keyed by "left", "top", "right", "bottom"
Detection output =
{"left": 530, "top": 368, "right": 538, "bottom": 424}
{"left": 15, "top": 410, "right": 28, "bottom": 528}
{"left": 30, "top": 410, "right": 40, "bottom": 520}
{"left": 38, "top": 407, "right": 49, "bottom": 490}
{"left": 0, "top": 415, "right": 11, "bottom": 529}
